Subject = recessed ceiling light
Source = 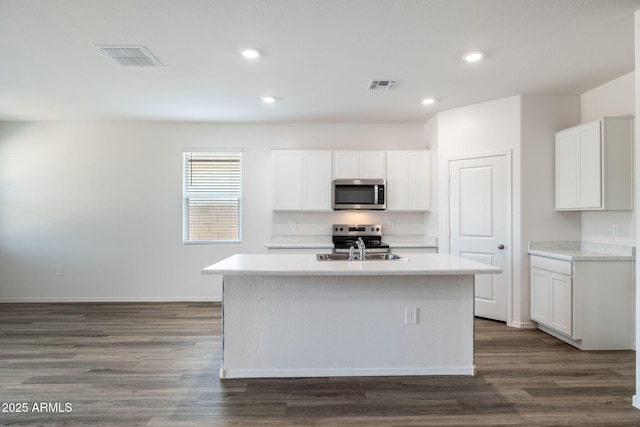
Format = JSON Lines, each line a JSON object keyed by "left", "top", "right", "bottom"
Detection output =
{"left": 241, "top": 48, "right": 261, "bottom": 59}
{"left": 422, "top": 98, "right": 435, "bottom": 105}
{"left": 261, "top": 96, "right": 276, "bottom": 104}
{"left": 463, "top": 51, "right": 484, "bottom": 62}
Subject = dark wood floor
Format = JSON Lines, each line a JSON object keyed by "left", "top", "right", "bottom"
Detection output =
{"left": 0, "top": 302, "right": 638, "bottom": 426}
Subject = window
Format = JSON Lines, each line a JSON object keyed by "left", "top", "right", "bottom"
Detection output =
{"left": 183, "top": 152, "right": 242, "bottom": 243}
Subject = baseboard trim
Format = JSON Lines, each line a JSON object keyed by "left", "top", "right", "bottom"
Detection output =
{"left": 0, "top": 297, "right": 222, "bottom": 303}
{"left": 633, "top": 394, "right": 640, "bottom": 410}
{"left": 509, "top": 320, "right": 537, "bottom": 329}
{"left": 219, "top": 366, "right": 476, "bottom": 379}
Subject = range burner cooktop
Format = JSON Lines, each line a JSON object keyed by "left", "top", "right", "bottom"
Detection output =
{"left": 332, "top": 224, "right": 390, "bottom": 253}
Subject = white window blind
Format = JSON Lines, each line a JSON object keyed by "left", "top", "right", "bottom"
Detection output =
{"left": 183, "top": 152, "right": 242, "bottom": 243}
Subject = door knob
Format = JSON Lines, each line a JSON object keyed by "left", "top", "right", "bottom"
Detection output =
{"left": 498, "top": 244, "right": 505, "bottom": 250}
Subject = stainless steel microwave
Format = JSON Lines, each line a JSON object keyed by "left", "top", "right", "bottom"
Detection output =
{"left": 333, "top": 179, "right": 386, "bottom": 210}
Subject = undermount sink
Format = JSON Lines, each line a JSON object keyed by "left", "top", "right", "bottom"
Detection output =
{"left": 316, "top": 253, "right": 408, "bottom": 261}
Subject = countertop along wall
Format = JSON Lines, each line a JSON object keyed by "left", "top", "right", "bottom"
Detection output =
{"left": 0, "top": 122, "right": 425, "bottom": 302}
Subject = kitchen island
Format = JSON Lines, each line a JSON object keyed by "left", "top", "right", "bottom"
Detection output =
{"left": 202, "top": 253, "right": 501, "bottom": 379}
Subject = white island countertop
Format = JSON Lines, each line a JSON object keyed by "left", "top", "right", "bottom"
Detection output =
{"left": 203, "top": 253, "right": 501, "bottom": 276}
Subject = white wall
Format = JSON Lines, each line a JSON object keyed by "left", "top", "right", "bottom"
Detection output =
{"left": 436, "top": 96, "right": 521, "bottom": 325}
{"left": 580, "top": 72, "right": 636, "bottom": 246}
{"left": 436, "top": 96, "right": 522, "bottom": 255}
{"left": 0, "top": 122, "right": 424, "bottom": 302}
{"left": 582, "top": 72, "right": 635, "bottom": 122}
{"left": 519, "top": 94, "right": 583, "bottom": 324}
{"left": 435, "top": 94, "right": 582, "bottom": 327}
{"left": 520, "top": 94, "right": 582, "bottom": 246}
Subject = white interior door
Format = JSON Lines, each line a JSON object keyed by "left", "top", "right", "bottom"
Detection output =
{"left": 449, "top": 154, "right": 510, "bottom": 322}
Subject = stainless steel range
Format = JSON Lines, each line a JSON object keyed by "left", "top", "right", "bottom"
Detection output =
{"left": 332, "top": 224, "right": 390, "bottom": 254}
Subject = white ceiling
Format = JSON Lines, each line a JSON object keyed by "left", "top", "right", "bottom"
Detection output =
{"left": 1, "top": 0, "right": 640, "bottom": 124}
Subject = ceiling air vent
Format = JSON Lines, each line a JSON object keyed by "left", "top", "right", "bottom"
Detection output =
{"left": 96, "top": 46, "right": 162, "bottom": 67}
{"left": 368, "top": 80, "right": 399, "bottom": 90}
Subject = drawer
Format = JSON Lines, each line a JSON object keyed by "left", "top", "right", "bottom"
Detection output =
{"left": 530, "top": 255, "right": 572, "bottom": 275}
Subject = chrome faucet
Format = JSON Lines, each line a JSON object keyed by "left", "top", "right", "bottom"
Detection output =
{"left": 355, "top": 237, "right": 366, "bottom": 260}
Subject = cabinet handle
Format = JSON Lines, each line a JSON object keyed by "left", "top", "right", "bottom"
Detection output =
{"left": 498, "top": 244, "right": 505, "bottom": 250}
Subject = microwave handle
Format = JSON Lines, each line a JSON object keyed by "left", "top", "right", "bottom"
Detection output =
{"left": 374, "top": 184, "right": 379, "bottom": 205}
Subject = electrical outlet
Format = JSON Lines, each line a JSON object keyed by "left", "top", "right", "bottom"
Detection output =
{"left": 387, "top": 221, "right": 394, "bottom": 230}
{"left": 56, "top": 265, "right": 64, "bottom": 276}
{"left": 612, "top": 224, "right": 620, "bottom": 237}
{"left": 289, "top": 221, "right": 297, "bottom": 231}
{"left": 405, "top": 307, "right": 418, "bottom": 325}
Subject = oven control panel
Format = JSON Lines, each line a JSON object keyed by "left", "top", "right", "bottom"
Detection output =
{"left": 333, "top": 224, "right": 382, "bottom": 236}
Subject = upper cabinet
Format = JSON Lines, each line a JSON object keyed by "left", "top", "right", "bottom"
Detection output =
{"left": 272, "top": 150, "right": 302, "bottom": 210}
{"left": 272, "top": 149, "right": 430, "bottom": 212}
{"left": 333, "top": 151, "right": 386, "bottom": 179}
{"left": 272, "top": 150, "right": 332, "bottom": 211}
{"left": 386, "top": 151, "right": 430, "bottom": 211}
{"left": 555, "top": 117, "right": 634, "bottom": 211}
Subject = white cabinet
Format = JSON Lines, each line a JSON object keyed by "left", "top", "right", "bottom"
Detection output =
{"left": 272, "top": 150, "right": 332, "bottom": 211}
{"left": 302, "top": 151, "right": 333, "bottom": 210}
{"left": 530, "top": 258, "right": 572, "bottom": 336}
{"left": 272, "top": 151, "right": 303, "bottom": 210}
{"left": 555, "top": 117, "right": 633, "bottom": 211}
{"left": 273, "top": 149, "right": 431, "bottom": 211}
{"left": 332, "top": 151, "right": 385, "bottom": 179}
{"left": 530, "top": 254, "right": 633, "bottom": 350}
{"left": 386, "top": 151, "right": 430, "bottom": 211}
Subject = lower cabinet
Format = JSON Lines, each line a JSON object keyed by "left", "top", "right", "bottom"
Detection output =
{"left": 531, "top": 260, "right": 572, "bottom": 336}
{"left": 530, "top": 255, "right": 633, "bottom": 350}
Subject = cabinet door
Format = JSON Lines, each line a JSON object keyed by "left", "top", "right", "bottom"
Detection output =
{"left": 386, "top": 151, "right": 430, "bottom": 211}
{"left": 549, "top": 272, "right": 572, "bottom": 336}
{"left": 531, "top": 267, "right": 551, "bottom": 324}
{"left": 555, "top": 129, "right": 579, "bottom": 210}
{"left": 333, "top": 151, "right": 386, "bottom": 179}
{"left": 555, "top": 120, "right": 606, "bottom": 210}
{"left": 333, "top": 152, "right": 360, "bottom": 179}
{"left": 576, "top": 121, "right": 602, "bottom": 209}
{"left": 386, "top": 152, "right": 410, "bottom": 210}
{"left": 359, "top": 151, "right": 386, "bottom": 179}
{"left": 531, "top": 266, "right": 572, "bottom": 336}
{"left": 272, "top": 151, "right": 303, "bottom": 210}
{"left": 408, "top": 151, "right": 430, "bottom": 210}
{"left": 302, "top": 151, "right": 332, "bottom": 211}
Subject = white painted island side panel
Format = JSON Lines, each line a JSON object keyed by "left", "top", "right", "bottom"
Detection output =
{"left": 221, "top": 274, "right": 475, "bottom": 378}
